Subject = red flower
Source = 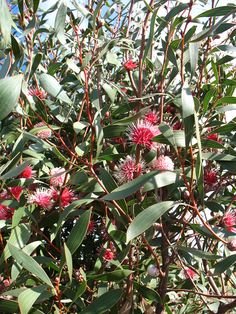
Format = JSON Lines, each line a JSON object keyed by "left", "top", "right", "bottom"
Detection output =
{"left": 103, "top": 248, "right": 115, "bottom": 261}
{"left": 29, "top": 87, "right": 47, "bottom": 100}
{"left": 0, "top": 186, "right": 23, "bottom": 201}
{"left": 223, "top": 211, "right": 236, "bottom": 233}
{"left": 9, "top": 186, "right": 23, "bottom": 201}
{"left": 127, "top": 120, "right": 160, "bottom": 149}
{"left": 114, "top": 156, "right": 145, "bottom": 184}
{"left": 0, "top": 205, "right": 14, "bottom": 220}
{"left": 124, "top": 60, "right": 137, "bottom": 71}
{"left": 204, "top": 169, "right": 217, "bottom": 185}
{"left": 207, "top": 133, "right": 218, "bottom": 141}
{"left": 19, "top": 165, "right": 34, "bottom": 179}
{"left": 52, "top": 188, "right": 74, "bottom": 207}
{"left": 173, "top": 121, "right": 183, "bottom": 130}
{"left": 183, "top": 268, "right": 197, "bottom": 279}
{"left": 145, "top": 111, "right": 158, "bottom": 125}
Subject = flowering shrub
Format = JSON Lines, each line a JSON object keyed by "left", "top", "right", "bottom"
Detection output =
{"left": 0, "top": 0, "right": 236, "bottom": 313}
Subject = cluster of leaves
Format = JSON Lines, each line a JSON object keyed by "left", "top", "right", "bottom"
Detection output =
{"left": 0, "top": 0, "right": 236, "bottom": 313}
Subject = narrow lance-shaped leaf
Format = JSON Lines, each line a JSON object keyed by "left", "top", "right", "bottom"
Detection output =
{"left": 127, "top": 201, "right": 174, "bottom": 242}
{"left": 0, "top": 0, "right": 13, "bottom": 48}
{"left": 8, "top": 244, "right": 53, "bottom": 287}
{"left": 214, "top": 254, "right": 236, "bottom": 275}
{"left": 81, "top": 289, "right": 123, "bottom": 314}
{"left": 18, "top": 286, "right": 48, "bottom": 314}
{"left": 64, "top": 243, "right": 73, "bottom": 283}
{"left": 66, "top": 209, "right": 91, "bottom": 255}
{"left": 54, "top": 1, "right": 67, "bottom": 45}
{"left": 102, "top": 170, "right": 160, "bottom": 200}
{"left": 0, "top": 75, "right": 23, "bottom": 120}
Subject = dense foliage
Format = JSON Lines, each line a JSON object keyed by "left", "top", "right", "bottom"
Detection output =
{"left": 0, "top": 0, "right": 236, "bottom": 313}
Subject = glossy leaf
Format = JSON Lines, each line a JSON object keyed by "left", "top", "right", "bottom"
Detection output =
{"left": 66, "top": 210, "right": 91, "bottom": 255}
{"left": 127, "top": 201, "right": 174, "bottom": 242}
{"left": 103, "top": 170, "right": 160, "bottom": 200}
{"left": 80, "top": 289, "right": 123, "bottom": 314}
{"left": 39, "top": 73, "right": 72, "bottom": 104}
{"left": 214, "top": 254, "right": 236, "bottom": 275}
{"left": 8, "top": 244, "right": 53, "bottom": 287}
{"left": 178, "top": 246, "right": 222, "bottom": 260}
{"left": 18, "top": 286, "right": 48, "bottom": 314}
{"left": 0, "top": 75, "right": 23, "bottom": 120}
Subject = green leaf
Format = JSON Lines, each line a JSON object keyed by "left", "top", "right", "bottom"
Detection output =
{"left": 214, "top": 254, "right": 236, "bottom": 275}
{"left": 127, "top": 201, "right": 174, "bottom": 242}
{"left": 64, "top": 243, "right": 73, "bottom": 283}
{"left": 103, "top": 170, "right": 160, "bottom": 200}
{"left": 8, "top": 244, "right": 53, "bottom": 287}
{"left": 216, "top": 96, "right": 236, "bottom": 105}
{"left": 134, "top": 282, "right": 161, "bottom": 303}
{"left": 0, "top": 0, "right": 13, "bottom": 48}
{"left": 102, "top": 83, "right": 117, "bottom": 103}
{"left": 29, "top": 53, "right": 43, "bottom": 80}
{"left": 195, "top": 6, "right": 236, "bottom": 18}
{"left": 0, "top": 223, "right": 31, "bottom": 265}
{"left": 143, "top": 8, "right": 158, "bottom": 61}
{"left": 80, "top": 289, "right": 123, "bottom": 314}
{"left": 143, "top": 171, "right": 178, "bottom": 192}
{"left": 33, "top": 0, "right": 40, "bottom": 13}
{"left": 216, "top": 104, "right": 236, "bottom": 114}
{"left": 66, "top": 210, "right": 91, "bottom": 255}
{"left": 153, "top": 130, "right": 185, "bottom": 147}
{"left": 178, "top": 246, "right": 222, "bottom": 260}
{"left": 54, "top": 1, "right": 67, "bottom": 45}
{"left": 18, "top": 286, "right": 48, "bottom": 314}
{"left": 39, "top": 73, "right": 72, "bottom": 104}
{"left": 88, "top": 269, "right": 133, "bottom": 282}
{"left": 202, "top": 153, "right": 236, "bottom": 161}
{"left": 0, "top": 300, "right": 18, "bottom": 313}
{"left": 0, "top": 75, "right": 23, "bottom": 120}
{"left": 0, "top": 161, "right": 28, "bottom": 179}
{"left": 189, "top": 42, "right": 199, "bottom": 75}
{"left": 181, "top": 82, "right": 194, "bottom": 119}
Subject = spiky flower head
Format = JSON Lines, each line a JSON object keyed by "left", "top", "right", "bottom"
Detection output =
{"left": 28, "top": 188, "right": 54, "bottom": 210}
{"left": 0, "top": 204, "right": 14, "bottom": 220}
{"left": 124, "top": 60, "right": 137, "bottom": 71}
{"left": 29, "top": 87, "right": 47, "bottom": 100}
{"left": 204, "top": 169, "right": 217, "bottom": 186}
{"left": 151, "top": 155, "right": 174, "bottom": 171}
{"left": 223, "top": 211, "right": 236, "bottom": 233}
{"left": 127, "top": 120, "right": 160, "bottom": 149}
{"left": 144, "top": 111, "right": 158, "bottom": 125}
{"left": 34, "top": 122, "right": 52, "bottom": 139}
{"left": 103, "top": 248, "right": 115, "bottom": 261}
{"left": 114, "top": 156, "right": 144, "bottom": 184}
{"left": 52, "top": 187, "right": 75, "bottom": 207}
{"left": 50, "top": 167, "right": 69, "bottom": 187}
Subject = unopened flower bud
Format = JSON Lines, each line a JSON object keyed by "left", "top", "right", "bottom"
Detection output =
{"left": 227, "top": 239, "right": 236, "bottom": 251}
{"left": 147, "top": 264, "right": 159, "bottom": 277}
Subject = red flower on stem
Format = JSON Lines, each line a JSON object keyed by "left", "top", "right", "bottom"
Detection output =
{"left": 124, "top": 60, "right": 137, "bottom": 71}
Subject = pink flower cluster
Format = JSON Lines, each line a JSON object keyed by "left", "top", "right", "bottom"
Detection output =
{"left": 28, "top": 167, "right": 74, "bottom": 210}
{"left": 223, "top": 211, "right": 236, "bottom": 233}
{"left": 115, "top": 154, "right": 174, "bottom": 184}
{"left": 127, "top": 119, "right": 160, "bottom": 150}
{"left": 115, "top": 156, "right": 145, "bottom": 184}
{"left": 34, "top": 122, "right": 52, "bottom": 139}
